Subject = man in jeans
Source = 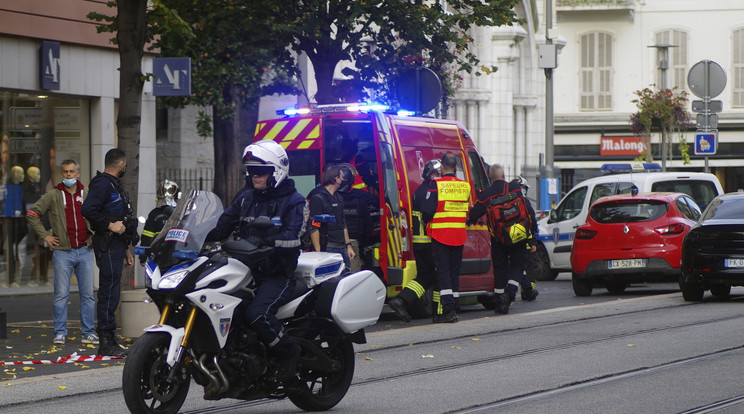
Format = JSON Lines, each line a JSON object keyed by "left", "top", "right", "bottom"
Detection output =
{"left": 27, "top": 160, "right": 97, "bottom": 345}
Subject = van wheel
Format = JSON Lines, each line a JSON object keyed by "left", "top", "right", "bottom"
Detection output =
{"left": 572, "top": 273, "right": 593, "bottom": 296}
{"left": 528, "top": 244, "right": 559, "bottom": 281}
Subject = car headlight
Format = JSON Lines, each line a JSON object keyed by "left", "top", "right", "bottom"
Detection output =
{"left": 158, "top": 269, "right": 190, "bottom": 290}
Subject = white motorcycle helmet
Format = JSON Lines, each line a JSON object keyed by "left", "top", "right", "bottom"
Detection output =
{"left": 242, "top": 140, "right": 290, "bottom": 189}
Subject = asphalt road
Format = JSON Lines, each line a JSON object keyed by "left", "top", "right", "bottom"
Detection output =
{"left": 3, "top": 275, "right": 743, "bottom": 413}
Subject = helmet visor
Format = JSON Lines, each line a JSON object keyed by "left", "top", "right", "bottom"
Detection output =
{"left": 246, "top": 166, "right": 274, "bottom": 177}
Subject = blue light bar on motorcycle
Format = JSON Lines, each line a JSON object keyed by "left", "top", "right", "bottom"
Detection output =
{"left": 173, "top": 250, "right": 199, "bottom": 259}
{"left": 600, "top": 162, "right": 662, "bottom": 174}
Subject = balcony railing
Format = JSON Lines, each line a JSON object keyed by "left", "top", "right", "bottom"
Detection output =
{"left": 557, "top": 0, "right": 635, "bottom": 9}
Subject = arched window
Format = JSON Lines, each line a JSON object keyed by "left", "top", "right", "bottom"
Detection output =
{"left": 654, "top": 30, "right": 688, "bottom": 90}
{"left": 580, "top": 32, "right": 613, "bottom": 111}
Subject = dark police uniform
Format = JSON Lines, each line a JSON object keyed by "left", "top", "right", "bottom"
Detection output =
{"left": 139, "top": 204, "right": 173, "bottom": 264}
{"left": 81, "top": 171, "right": 137, "bottom": 338}
{"left": 206, "top": 178, "right": 307, "bottom": 358}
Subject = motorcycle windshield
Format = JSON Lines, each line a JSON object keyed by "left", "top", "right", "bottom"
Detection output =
{"left": 148, "top": 190, "right": 224, "bottom": 269}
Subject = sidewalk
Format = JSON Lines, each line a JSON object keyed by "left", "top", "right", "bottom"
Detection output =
{"left": 0, "top": 289, "right": 132, "bottom": 382}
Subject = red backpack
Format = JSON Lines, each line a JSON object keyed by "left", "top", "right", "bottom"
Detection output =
{"left": 485, "top": 183, "right": 533, "bottom": 245}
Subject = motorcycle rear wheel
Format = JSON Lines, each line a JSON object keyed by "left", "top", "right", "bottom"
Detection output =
{"left": 122, "top": 332, "right": 191, "bottom": 414}
{"left": 288, "top": 332, "right": 355, "bottom": 411}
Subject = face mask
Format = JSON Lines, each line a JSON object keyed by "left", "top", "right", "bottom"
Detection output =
{"left": 118, "top": 167, "right": 126, "bottom": 178}
{"left": 62, "top": 178, "right": 77, "bottom": 188}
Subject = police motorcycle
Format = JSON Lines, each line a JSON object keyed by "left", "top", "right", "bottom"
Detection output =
{"left": 122, "top": 190, "right": 386, "bottom": 414}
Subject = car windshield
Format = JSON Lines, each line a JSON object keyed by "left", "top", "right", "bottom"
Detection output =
{"left": 590, "top": 200, "right": 669, "bottom": 223}
{"left": 701, "top": 196, "right": 744, "bottom": 221}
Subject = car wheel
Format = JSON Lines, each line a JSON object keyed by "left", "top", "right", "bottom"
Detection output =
{"left": 710, "top": 284, "right": 731, "bottom": 298}
{"left": 528, "top": 244, "right": 559, "bottom": 282}
{"left": 572, "top": 272, "right": 593, "bottom": 297}
{"left": 606, "top": 282, "right": 626, "bottom": 294}
{"left": 679, "top": 277, "right": 704, "bottom": 302}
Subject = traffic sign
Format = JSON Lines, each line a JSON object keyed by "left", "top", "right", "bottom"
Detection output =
{"left": 688, "top": 60, "right": 726, "bottom": 99}
{"left": 691, "top": 100, "right": 722, "bottom": 113}
{"left": 694, "top": 133, "right": 717, "bottom": 155}
{"left": 696, "top": 113, "right": 718, "bottom": 129}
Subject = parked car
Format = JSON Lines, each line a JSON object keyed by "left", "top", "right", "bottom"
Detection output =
{"left": 570, "top": 192, "right": 702, "bottom": 296}
{"left": 531, "top": 163, "right": 723, "bottom": 282}
{"left": 680, "top": 192, "right": 744, "bottom": 301}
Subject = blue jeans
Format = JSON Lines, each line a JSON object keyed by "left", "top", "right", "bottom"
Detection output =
{"left": 52, "top": 247, "right": 96, "bottom": 336}
{"left": 327, "top": 246, "right": 351, "bottom": 273}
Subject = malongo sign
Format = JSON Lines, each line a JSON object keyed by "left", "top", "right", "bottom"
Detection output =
{"left": 600, "top": 136, "right": 645, "bottom": 156}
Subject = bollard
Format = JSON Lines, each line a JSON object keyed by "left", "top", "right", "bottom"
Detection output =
{"left": 0, "top": 308, "right": 6, "bottom": 340}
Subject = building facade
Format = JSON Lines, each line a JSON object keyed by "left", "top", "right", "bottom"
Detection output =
{"left": 0, "top": 0, "right": 157, "bottom": 289}
{"left": 552, "top": 0, "right": 744, "bottom": 194}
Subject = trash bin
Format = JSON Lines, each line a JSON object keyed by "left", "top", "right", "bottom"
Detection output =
{"left": 120, "top": 289, "right": 159, "bottom": 338}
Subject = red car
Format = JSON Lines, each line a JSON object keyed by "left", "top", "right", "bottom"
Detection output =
{"left": 570, "top": 192, "right": 702, "bottom": 296}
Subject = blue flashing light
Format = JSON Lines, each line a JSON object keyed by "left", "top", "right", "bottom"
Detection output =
{"left": 312, "top": 214, "right": 337, "bottom": 223}
{"left": 346, "top": 103, "right": 389, "bottom": 113}
{"left": 397, "top": 110, "right": 415, "bottom": 117}
{"left": 173, "top": 250, "right": 199, "bottom": 259}
{"left": 600, "top": 162, "right": 663, "bottom": 174}
{"left": 277, "top": 107, "right": 311, "bottom": 116}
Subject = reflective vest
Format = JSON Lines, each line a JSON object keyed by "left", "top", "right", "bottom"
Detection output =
{"left": 412, "top": 182, "right": 431, "bottom": 244}
{"left": 427, "top": 176, "right": 470, "bottom": 246}
{"left": 349, "top": 154, "right": 368, "bottom": 191}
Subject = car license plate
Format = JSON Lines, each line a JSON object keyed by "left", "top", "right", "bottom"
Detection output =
{"left": 608, "top": 259, "right": 646, "bottom": 269}
{"left": 724, "top": 258, "right": 744, "bottom": 268}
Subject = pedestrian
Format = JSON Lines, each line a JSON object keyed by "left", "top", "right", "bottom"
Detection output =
{"left": 26, "top": 159, "right": 97, "bottom": 346}
{"left": 511, "top": 176, "right": 539, "bottom": 302}
{"left": 307, "top": 164, "right": 355, "bottom": 271}
{"left": 422, "top": 153, "right": 470, "bottom": 323}
{"left": 81, "top": 148, "right": 137, "bottom": 356}
{"left": 139, "top": 179, "right": 179, "bottom": 265}
{"left": 388, "top": 158, "right": 442, "bottom": 322}
{"left": 467, "top": 165, "right": 538, "bottom": 314}
{"left": 204, "top": 139, "right": 307, "bottom": 380}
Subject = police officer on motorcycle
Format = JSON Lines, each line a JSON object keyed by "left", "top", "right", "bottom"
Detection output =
{"left": 205, "top": 140, "right": 307, "bottom": 380}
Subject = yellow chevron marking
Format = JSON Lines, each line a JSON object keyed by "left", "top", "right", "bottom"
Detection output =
{"left": 264, "top": 121, "right": 288, "bottom": 141}
{"left": 282, "top": 119, "right": 311, "bottom": 142}
{"left": 297, "top": 140, "right": 314, "bottom": 149}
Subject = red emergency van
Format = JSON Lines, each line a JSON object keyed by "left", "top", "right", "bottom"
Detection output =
{"left": 253, "top": 104, "right": 494, "bottom": 309}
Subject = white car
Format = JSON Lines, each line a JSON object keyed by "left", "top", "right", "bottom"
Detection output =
{"left": 529, "top": 164, "right": 724, "bottom": 281}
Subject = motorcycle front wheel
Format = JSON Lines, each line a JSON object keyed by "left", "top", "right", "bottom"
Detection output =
{"left": 122, "top": 332, "right": 191, "bottom": 414}
{"left": 288, "top": 330, "right": 355, "bottom": 411}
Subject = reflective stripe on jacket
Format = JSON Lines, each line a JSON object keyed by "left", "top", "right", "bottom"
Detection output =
{"left": 427, "top": 176, "right": 470, "bottom": 246}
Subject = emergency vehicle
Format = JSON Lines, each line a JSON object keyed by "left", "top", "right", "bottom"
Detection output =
{"left": 252, "top": 104, "right": 494, "bottom": 306}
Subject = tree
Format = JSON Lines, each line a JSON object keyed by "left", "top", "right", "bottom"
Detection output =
{"left": 275, "top": 0, "right": 522, "bottom": 106}
{"left": 156, "top": 0, "right": 298, "bottom": 203}
{"left": 629, "top": 86, "right": 693, "bottom": 164}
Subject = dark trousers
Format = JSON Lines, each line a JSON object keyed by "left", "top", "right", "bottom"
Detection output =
{"left": 398, "top": 243, "right": 438, "bottom": 306}
{"left": 491, "top": 240, "right": 529, "bottom": 297}
{"left": 246, "top": 277, "right": 296, "bottom": 357}
{"left": 92, "top": 235, "right": 127, "bottom": 335}
{"left": 432, "top": 240, "right": 463, "bottom": 313}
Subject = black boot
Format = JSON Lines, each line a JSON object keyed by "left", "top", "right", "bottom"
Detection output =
{"left": 495, "top": 292, "right": 512, "bottom": 315}
{"left": 97, "top": 332, "right": 127, "bottom": 357}
{"left": 388, "top": 296, "right": 412, "bottom": 322}
{"left": 275, "top": 343, "right": 301, "bottom": 382}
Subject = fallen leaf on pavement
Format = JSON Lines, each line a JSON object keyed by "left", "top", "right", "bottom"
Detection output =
{"left": 422, "top": 354, "right": 434, "bottom": 358}
{"left": 451, "top": 346, "right": 461, "bottom": 349}
{"left": 58, "top": 385, "right": 67, "bottom": 390}
{"left": 471, "top": 338, "right": 480, "bottom": 341}
{"left": 22, "top": 367, "right": 34, "bottom": 371}
{"left": 364, "top": 356, "right": 373, "bottom": 361}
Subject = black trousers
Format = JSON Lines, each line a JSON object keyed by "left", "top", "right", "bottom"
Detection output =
{"left": 431, "top": 240, "right": 463, "bottom": 313}
{"left": 491, "top": 240, "right": 529, "bottom": 297}
{"left": 92, "top": 235, "right": 127, "bottom": 335}
{"left": 398, "top": 243, "right": 438, "bottom": 306}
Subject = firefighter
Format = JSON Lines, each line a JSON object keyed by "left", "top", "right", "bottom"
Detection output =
{"left": 387, "top": 158, "right": 442, "bottom": 322}
{"left": 511, "top": 176, "right": 539, "bottom": 302}
{"left": 422, "top": 154, "right": 470, "bottom": 323}
{"left": 139, "top": 179, "right": 179, "bottom": 265}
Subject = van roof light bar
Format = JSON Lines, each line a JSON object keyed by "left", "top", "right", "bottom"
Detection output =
{"left": 277, "top": 103, "right": 390, "bottom": 117}
{"left": 600, "top": 162, "right": 662, "bottom": 174}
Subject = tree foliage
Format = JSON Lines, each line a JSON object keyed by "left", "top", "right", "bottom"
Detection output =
{"left": 629, "top": 86, "right": 693, "bottom": 164}
{"left": 274, "top": 0, "right": 522, "bottom": 106}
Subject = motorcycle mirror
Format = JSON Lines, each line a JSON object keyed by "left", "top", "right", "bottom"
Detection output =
{"left": 138, "top": 216, "right": 146, "bottom": 224}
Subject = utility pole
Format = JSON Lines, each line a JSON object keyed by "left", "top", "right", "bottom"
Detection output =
{"left": 648, "top": 44, "right": 675, "bottom": 172}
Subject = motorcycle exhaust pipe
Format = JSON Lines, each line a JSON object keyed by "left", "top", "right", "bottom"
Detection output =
{"left": 197, "top": 354, "right": 231, "bottom": 398}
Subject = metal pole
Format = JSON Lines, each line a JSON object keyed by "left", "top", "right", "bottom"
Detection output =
{"left": 544, "top": 0, "right": 554, "bottom": 181}
{"left": 658, "top": 46, "right": 668, "bottom": 172}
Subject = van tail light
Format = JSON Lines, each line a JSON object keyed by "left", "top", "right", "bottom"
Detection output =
{"left": 399, "top": 209, "right": 410, "bottom": 254}
{"left": 575, "top": 228, "right": 597, "bottom": 239}
{"left": 655, "top": 223, "right": 686, "bottom": 235}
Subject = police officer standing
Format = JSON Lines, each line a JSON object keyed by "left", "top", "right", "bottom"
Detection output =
{"left": 388, "top": 158, "right": 442, "bottom": 322}
{"left": 205, "top": 140, "right": 307, "bottom": 380}
{"left": 82, "top": 148, "right": 137, "bottom": 356}
{"left": 467, "top": 164, "right": 537, "bottom": 315}
{"left": 422, "top": 154, "right": 470, "bottom": 323}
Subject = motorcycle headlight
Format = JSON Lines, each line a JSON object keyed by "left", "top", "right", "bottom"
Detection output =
{"left": 158, "top": 269, "right": 190, "bottom": 290}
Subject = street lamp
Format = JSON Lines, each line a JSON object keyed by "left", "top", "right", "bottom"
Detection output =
{"left": 648, "top": 43, "right": 677, "bottom": 172}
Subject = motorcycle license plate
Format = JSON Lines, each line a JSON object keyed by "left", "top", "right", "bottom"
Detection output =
{"left": 725, "top": 258, "right": 744, "bottom": 268}
{"left": 608, "top": 259, "right": 646, "bottom": 269}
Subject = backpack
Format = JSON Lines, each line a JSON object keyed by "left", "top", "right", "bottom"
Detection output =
{"left": 485, "top": 183, "right": 533, "bottom": 245}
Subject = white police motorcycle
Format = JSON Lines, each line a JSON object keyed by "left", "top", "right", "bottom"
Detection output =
{"left": 123, "top": 190, "right": 386, "bottom": 414}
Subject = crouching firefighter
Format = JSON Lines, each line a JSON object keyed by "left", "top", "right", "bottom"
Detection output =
{"left": 204, "top": 139, "right": 308, "bottom": 380}
{"left": 387, "top": 158, "right": 442, "bottom": 322}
